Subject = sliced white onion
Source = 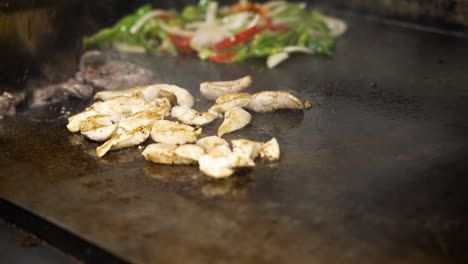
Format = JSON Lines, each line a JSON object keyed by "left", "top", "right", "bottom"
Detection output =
{"left": 246, "top": 14, "right": 260, "bottom": 28}
{"left": 190, "top": 23, "right": 231, "bottom": 51}
{"left": 185, "top": 21, "right": 205, "bottom": 29}
{"left": 159, "top": 22, "right": 195, "bottom": 37}
{"left": 268, "top": 4, "right": 288, "bottom": 17}
{"left": 205, "top": 1, "right": 218, "bottom": 24}
{"left": 267, "top": 52, "right": 289, "bottom": 68}
{"left": 130, "top": 10, "right": 166, "bottom": 34}
{"left": 114, "top": 43, "right": 146, "bottom": 54}
{"left": 284, "top": 46, "right": 314, "bottom": 54}
{"left": 322, "top": 16, "right": 347, "bottom": 37}
{"left": 223, "top": 12, "right": 249, "bottom": 31}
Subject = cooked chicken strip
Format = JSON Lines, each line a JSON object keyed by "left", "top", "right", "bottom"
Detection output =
{"left": 199, "top": 152, "right": 254, "bottom": 179}
{"left": 116, "top": 110, "right": 164, "bottom": 134}
{"left": 200, "top": 75, "right": 252, "bottom": 100}
{"left": 143, "top": 143, "right": 205, "bottom": 165}
{"left": 94, "top": 84, "right": 161, "bottom": 102}
{"left": 151, "top": 120, "right": 202, "bottom": 145}
{"left": 106, "top": 109, "right": 165, "bottom": 155}
{"left": 96, "top": 125, "right": 152, "bottom": 157}
{"left": 260, "top": 137, "right": 281, "bottom": 160}
{"left": 197, "top": 136, "right": 255, "bottom": 178}
{"left": 157, "top": 84, "right": 194, "bottom": 108}
{"left": 231, "top": 139, "right": 263, "bottom": 160}
{"left": 94, "top": 88, "right": 134, "bottom": 101}
{"left": 246, "top": 91, "right": 303, "bottom": 113}
{"left": 198, "top": 155, "right": 236, "bottom": 178}
{"left": 67, "top": 96, "right": 154, "bottom": 132}
{"left": 67, "top": 108, "right": 99, "bottom": 132}
{"left": 208, "top": 93, "right": 252, "bottom": 116}
{"left": 90, "top": 96, "right": 152, "bottom": 121}
{"left": 218, "top": 106, "right": 252, "bottom": 137}
{"left": 171, "top": 105, "right": 217, "bottom": 126}
{"left": 149, "top": 97, "right": 172, "bottom": 117}
{"left": 80, "top": 115, "right": 117, "bottom": 142}
{"left": 174, "top": 144, "right": 206, "bottom": 162}
{"left": 196, "top": 136, "right": 229, "bottom": 152}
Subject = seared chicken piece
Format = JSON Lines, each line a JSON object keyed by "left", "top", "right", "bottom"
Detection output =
{"left": 199, "top": 151, "right": 255, "bottom": 179}
{"left": 148, "top": 97, "right": 172, "bottom": 117}
{"left": 69, "top": 94, "right": 169, "bottom": 157}
{"left": 96, "top": 125, "right": 152, "bottom": 157}
{"left": 208, "top": 93, "right": 252, "bottom": 116}
{"left": 151, "top": 120, "right": 202, "bottom": 145}
{"left": 116, "top": 110, "right": 164, "bottom": 134}
{"left": 67, "top": 96, "right": 153, "bottom": 132}
{"left": 134, "top": 85, "right": 162, "bottom": 102}
{"left": 196, "top": 136, "right": 229, "bottom": 152}
{"left": 143, "top": 143, "right": 205, "bottom": 165}
{"left": 93, "top": 87, "right": 134, "bottom": 101}
{"left": 80, "top": 115, "right": 117, "bottom": 142}
{"left": 218, "top": 106, "right": 252, "bottom": 137}
{"left": 197, "top": 136, "right": 255, "bottom": 178}
{"left": 231, "top": 139, "right": 263, "bottom": 160}
{"left": 199, "top": 137, "right": 280, "bottom": 178}
{"left": 95, "top": 106, "right": 169, "bottom": 158}
{"left": 93, "top": 96, "right": 151, "bottom": 119}
{"left": 260, "top": 137, "right": 281, "bottom": 160}
{"left": 94, "top": 84, "right": 162, "bottom": 102}
{"left": 200, "top": 75, "right": 252, "bottom": 100}
{"left": 67, "top": 108, "right": 99, "bottom": 132}
{"left": 171, "top": 105, "right": 217, "bottom": 126}
{"left": 175, "top": 144, "right": 206, "bottom": 162}
{"left": 246, "top": 91, "right": 303, "bottom": 113}
{"left": 205, "top": 144, "right": 232, "bottom": 157}
{"left": 157, "top": 84, "right": 194, "bottom": 108}
{"left": 198, "top": 155, "right": 236, "bottom": 179}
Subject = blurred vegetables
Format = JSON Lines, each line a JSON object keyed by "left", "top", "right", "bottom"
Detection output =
{"left": 83, "top": 0, "right": 347, "bottom": 68}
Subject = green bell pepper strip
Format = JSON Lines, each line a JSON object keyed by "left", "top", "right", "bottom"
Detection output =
{"left": 198, "top": 0, "right": 211, "bottom": 12}
{"left": 83, "top": 4, "right": 152, "bottom": 49}
{"left": 156, "top": 30, "right": 178, "bottom": 56}
{"left": 138, "top": 21, "right": 161, "bottom": 55}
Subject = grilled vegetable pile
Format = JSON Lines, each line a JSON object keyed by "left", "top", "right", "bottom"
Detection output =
{"left": 83, "top": 0, "right": 347, "bottom": 68}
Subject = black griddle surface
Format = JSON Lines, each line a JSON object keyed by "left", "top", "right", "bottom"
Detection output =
{"left": 1, "top": 15, "right": 468, "bottom": 264}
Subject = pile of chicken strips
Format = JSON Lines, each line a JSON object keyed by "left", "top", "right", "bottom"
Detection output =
{"left": 67, "top": 75, "right": 307, "bottom": 178}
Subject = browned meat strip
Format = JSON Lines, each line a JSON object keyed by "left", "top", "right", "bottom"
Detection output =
{"left": 0, "top": 92, "right": 25, "bottom": 117}
{"left": 29, "top": 50, "right": 155, "bottom": 103}
{"left": 79, "top": 50, "right": 154, "bottom": 91}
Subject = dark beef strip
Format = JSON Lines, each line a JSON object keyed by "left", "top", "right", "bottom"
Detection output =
{"left": 0, "top": 92, "right": 25, "bottom": 117}
{"left": 32, "top": 50, "right": 155, "bottom": 103}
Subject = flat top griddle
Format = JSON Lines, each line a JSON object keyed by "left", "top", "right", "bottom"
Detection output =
{"left": 1, "top": 15, "right": 468, "bottom": 264}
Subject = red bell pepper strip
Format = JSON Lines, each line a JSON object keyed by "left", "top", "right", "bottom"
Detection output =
{"left": 212, "top": 25, "right": 266, "bottom": 51}
{"left": 212, "top": 23, "right": 290, "bottom": 51}
{"left": 230, "top": 2, "right": 271, "bottom": 25}
{"left": 268, "top": 24, "right": 290, "bottom": 31}
{"left": 209, "top": 52, "right": 237, "bottom": 63}
{"left": 168, "top": 34, "right": 194, "bottom": 53}
{"left": 159, "top": 13, "right": 176, "bottom": 21}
